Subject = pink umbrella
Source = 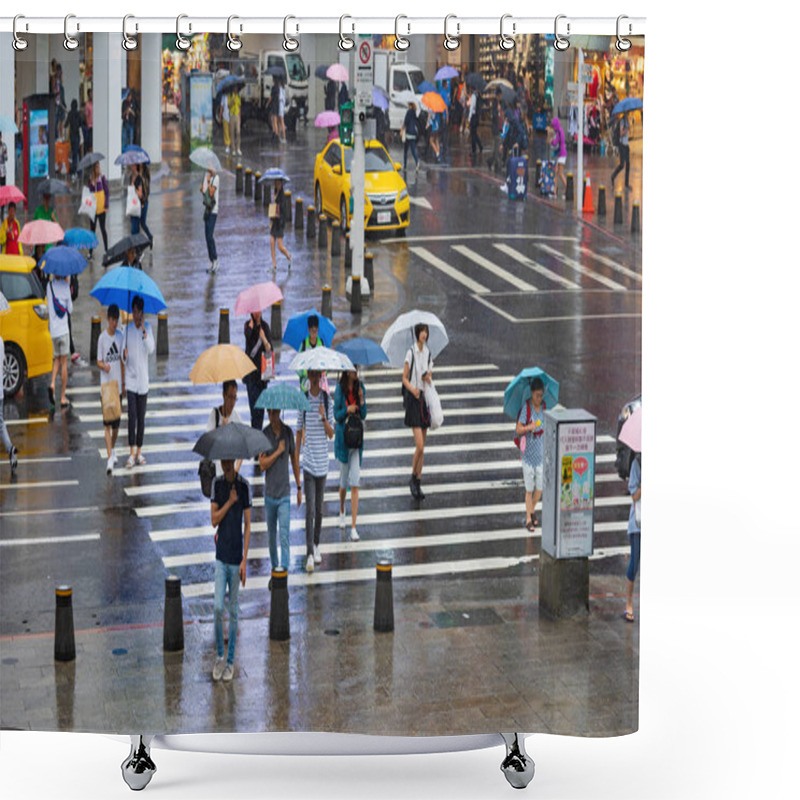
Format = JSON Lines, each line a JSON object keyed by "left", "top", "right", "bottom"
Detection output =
{"left": 234, "top": 281, "right": 284, "bottom": 316}
{"left": 619, "top": 406, "right": 641, "bottom": 453}
{"left": 19, "top": 220, "right": 65, "bottom": 246}
{"left": 315, "top": 110, "right": 341, "bottom": 128}
{"left": 0, "top": 185, "right": 25, "bottom": 206}
{"left": 326, "top": 63, "right": 349, "bottom": 82}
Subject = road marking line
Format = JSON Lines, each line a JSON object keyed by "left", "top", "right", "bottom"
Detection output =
{"left": 4, "top": 417, "right": 49, "bottom": 427}
{"left": 493, "top": 244, "right": 580, "bottom": 289}
{"left": 452, "top": 245, "right": 538, "bottom": 292}
{"left": 0, "top": 480, "right": 80, "bottom": 491}
{"left": 0, "top": 533, "right": 101, "bottom": 547}
{"left": 410, "top": 247, "right": 491, "bottom": 294}
{"left": 536, "top": 243, "right": 627, "bottom": 291}
{"left": 0, "top": 505, "right": 99, "bottom": 518}
{"left": 381, "top": 234, "right": 578, "bottom": 244}
{"left": 0, "top": 456, "right": 73, "bottom": 468}
{"left": 580, "top": 246, "right": 642, "bottom": 281}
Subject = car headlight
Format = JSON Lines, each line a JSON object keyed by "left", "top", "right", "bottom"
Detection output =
{"left": 398, "top": 188, "right": 408, "bottom": 202}
{"left": 33, "top": 303, "right": 49, "bottom": 320}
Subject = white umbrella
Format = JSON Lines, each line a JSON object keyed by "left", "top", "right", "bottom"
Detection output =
{"left": 380, "top": 310, "right": 449, "bottom": 368}
{"left": 288, "top": 347, "right": 355, "bottom": 373}
{"left": 0, "top": 291, "right": 10, "bottom": 316}
{"left": 190, "top": 147, "right": 222, "bottom": 173}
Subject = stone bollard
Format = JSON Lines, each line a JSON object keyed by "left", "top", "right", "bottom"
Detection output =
{"left": 631, "top": 202, "right": 641, "bottom": 233}
{"left": 54, "top": 585, "right": 76, "bottom": 662}
{"left": 350, "top": 275, "right": 362, "bottom": 314}
{"left": 254, "top": 173, "right": 263, "bottom": 204}
{"left": 363, "top": 252, "right": 374, "bottom": 300}
{"left": 614, "top": 192, "right": 624, "bottom": 225}
{"left": 89, "top": 315, "right": 101, "bottom": 362}
{"left": 565, "top": 173, "right": 574, "bottom": 203}
{"left": 306, "top": 206, "right": 316, "bottom": 240}
{"left": 218, "top": 308, "right": 230, "bottom": 344}
{"left": 344, "top": 233, "right": 352, "bottom": 271}
{"left": 321, "top": 285, "right": 332, "bottom": 320}
{"left": 317, "top": 214, "right": 328, "bottom": 250}
{"left": 330, "top": 221, "right": 341, "bottom": 257}
{"left": 235, "top": 164, "right": 243, "bottom": 194}
{"left": 269, "top": 568, "right": 290, "bottom": 641}
{"left": 271, "top": 301, "right": 283, "bottom": 342}
{"left": 374, "top": 560, "right": 394, "bottom": 633}
{"left": 284, "top": 191, "right": 292, "bottom": 225}
{"left": 295, "top": 197, "right": 304, "bottom": 230}
{"left": 156, "top": 313, "right": 169, "bottom": 356}
{"left": 598, "top": 186, "right": 607, "bottom": 217}
{"left": 163, "top": 575, "right": 184, "bottom": 652}
{"left": 244, "top": 168, "right": 253, "bottom": 198}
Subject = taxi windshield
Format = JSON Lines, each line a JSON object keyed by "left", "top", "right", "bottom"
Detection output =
{"left": 343, "top": 146, "right": 394, "bottom": 173}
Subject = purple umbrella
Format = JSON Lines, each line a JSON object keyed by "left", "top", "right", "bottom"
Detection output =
{"left": 315, "top": 110, "right": 341, "bottom": 128}
{"left": 372, "top": 86, "right": 389, "bottom": 110}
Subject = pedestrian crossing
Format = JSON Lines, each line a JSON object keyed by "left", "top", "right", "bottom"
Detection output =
{"left": 62, "top": 361, "right": 633, "bottom": 599}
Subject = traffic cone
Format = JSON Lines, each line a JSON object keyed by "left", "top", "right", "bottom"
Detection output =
{"left": 582, "top": 172, "right": 594, "bottom": 214}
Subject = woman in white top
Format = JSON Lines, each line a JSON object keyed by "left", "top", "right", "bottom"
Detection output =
{"left": 402, "top": 323, "right": 433, "bottom": 500}
{"left": 201, "top": 167, "right": 220, "bottom": 273}
{"left": 122, "top": 295, "right": 155, "bottom": 467}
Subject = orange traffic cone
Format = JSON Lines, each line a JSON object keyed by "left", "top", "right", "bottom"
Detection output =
{"left": 583, "top": 172, "right": 595, "bottom": 214}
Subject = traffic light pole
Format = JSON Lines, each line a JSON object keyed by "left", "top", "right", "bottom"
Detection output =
{"left": 351, "top": 111, "right": 365, "bottom": 286}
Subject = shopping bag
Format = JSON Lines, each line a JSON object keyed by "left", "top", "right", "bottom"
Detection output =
{"left": 423, "top": 382, "right": 443, "bottom": 430}
{"left": 260, "top": 351, "right": 275, "bottom": 381}
{"left": 126, "top": 185, "right": 141, "bottom": 218}
{"left": 78, "top": 186, "right": 97, "bottom": 223}
{"left": 268, "top": 203, "right": 279, "bottom": 219}
{"left": 101, "top": 380, "right": 121, "bottom": 423}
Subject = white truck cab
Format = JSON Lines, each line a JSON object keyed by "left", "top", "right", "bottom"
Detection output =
{"left": 260, "top": 51, "right": 309, "bottom": 122}
{"left": 372, "top": 52, "right": 427, "bottom": 130}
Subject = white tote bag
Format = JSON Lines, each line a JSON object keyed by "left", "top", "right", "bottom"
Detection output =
{"left": 423, "top": 382, "right": 444, "bottom": 430}
{"left": 78, "top": 186, "right": 97, "bottom": 223}
{"left": 126, "top": 185, "right": 141, "bottom": 218}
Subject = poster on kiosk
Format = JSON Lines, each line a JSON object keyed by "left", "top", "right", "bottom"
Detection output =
{"left": 542, "top": 409, "right": 598, "bottom": 559}
{"left": 23, "top": 94, "right": 55, "bottom": 205}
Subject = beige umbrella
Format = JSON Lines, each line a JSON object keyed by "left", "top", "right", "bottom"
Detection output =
{"left": 189, "top": 344, "right": 257, "bottom": 385}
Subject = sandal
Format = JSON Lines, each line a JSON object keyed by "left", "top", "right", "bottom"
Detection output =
{"left": 526, "top": 521, "right": 536, "bottom": 532}
{"left": 136, "top": 454, "right": 147, "bottom": 466}
{"left": 125, "top": 455, "right": 135, "bottom": 468}
{"left": 622, "top": 611, "right": 635, "bottom": 623}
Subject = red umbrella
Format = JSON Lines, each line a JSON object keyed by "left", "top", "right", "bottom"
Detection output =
{"left": 0, "top": 185, "right": 25, "bottom": 206}
{"left": 19, "top": 220, "right": 65, "bottom": 246}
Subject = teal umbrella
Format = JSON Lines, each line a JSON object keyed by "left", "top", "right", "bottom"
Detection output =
{"left": 503, "top": 368, "right": 559, "bottom": 420}
{"left": 335, "top": 337, "right": 388, "bottom": 366}
{"left": 255, "top": 383, "right": 312, "bottom": 411}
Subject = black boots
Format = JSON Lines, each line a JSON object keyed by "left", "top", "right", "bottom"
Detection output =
{"left": 409, "top": 474, "right": 426, "bottom": 500}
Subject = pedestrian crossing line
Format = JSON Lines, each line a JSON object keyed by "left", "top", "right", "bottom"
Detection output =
{"left": 452, "top": 245, "right": 539, "bottom": 292}
{"left": 492, "top": 244, "right": 580, "bottom": 289}
{"left": 410, "top": 247, "right": 491, "bottom": 295}
{"left": 0, "top": 505, "right": 99, "bottom": 518}
{"left": 0, "top": 480, "right": 80, "bottom": 491}
{"left": 535, "top": 244, "right": 627, "bottom": 291}
{"left": 381, "top": 233, "right": 578, "bottom": 244}
{"left": 0, "top": 456, "right": 73, "bottom": 468}
{"left": 148, "top": 497, "right": 631, "bottom": 542}
{"left": 0, "top": 533, "right": 102, "bottom": 547}
{"left": 5, "top": 417, "right": 49, "bottom": 427}
{"left": 579, "top": 246, "right": 642, "bottom": 282}
{"left": 66, "top": 380, "right": 195, "bottom": 396}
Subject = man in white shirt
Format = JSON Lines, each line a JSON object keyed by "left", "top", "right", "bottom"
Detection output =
{"left": 468, "top": 87, "right": 483, "bottom": 158}
{"left": 97, "top": 304, "right": 125, "bottom": 474}
{"left": 122, "top": 295, "right": 155, "bottom": 467}
{"left": 46, "top": 275, "right": 73, "bottom": 409}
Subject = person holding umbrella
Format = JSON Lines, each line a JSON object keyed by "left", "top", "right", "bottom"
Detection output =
{"left": 468, "top": 86, "right": 483, "bottom": 159}
{"left": 402, "top": 323, "right": 433, "bottom": 500}
{"left": 550, "top": 116, "right": 568, "bottom": 198}
{"left": 88, "top": 160, "right": 109, "bottom": 257}
{"left": 45, "top": 272, "right": 73, "bottom": 409}
{"left": 229, "top": 87, "right": 242, "bottom": 158}
{"left": 400, "top": 102, "right": 420, "bottom": 173}
{"left": 243, "top": 309, "right": 273, "bottom": 434}
{"left": 130, "top": 163, "right": 153, "bottom": 247}
{"left": 97, "top": 304, "right": 125, "bottom": 475}
{"left": 0, "top": 201, "right": 21, "bottom": 254}
{"left": 122, "top": 295, "right": 155, "bottom": 467}
{"left": 516, "top": 377, "right": 547, "bottom": 532}
{"left": 334, "top": 367, "right": 367, "bottom": 542}
{"left": 269, "top": 177, "right": 292, "bottom": 271}
{"left": 617, "top": 406, "right": 641, "bottom": 622}
{"left": 201, "top": 164, "right": 220, "bottom": 273}
{"left": 611, "top": 111, "right": 631, "bottom": 191}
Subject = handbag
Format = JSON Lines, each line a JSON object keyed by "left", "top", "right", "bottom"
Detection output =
{"left": 260, "top": 351, "right": 275, "bottom": 381}
{"left": 423, "top": 382, "right": 443, "bottom": 430}
{"left": 268, "top": 202, "right": 279, "bottom": 219}
{"left": 101, "top": 380, "right": 121, "bottom": 423}
{"left": 344, "top": 413, "right": 364, "bottom": 450}
{"left": 126, "top": 185, "right": 141, "bottom": 218}
{"left": 79, "top": 186, "right": 97, "bottom": 222}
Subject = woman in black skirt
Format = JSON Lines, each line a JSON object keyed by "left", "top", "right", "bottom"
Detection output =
{"left": 402, "top": 323, "right": 433, "bottom": 499}
{"left": 269, "top": 177, "right": 292, "bottom": 271}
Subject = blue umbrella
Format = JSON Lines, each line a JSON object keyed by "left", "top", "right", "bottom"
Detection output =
{"left": 612, "top": 97, "right": 643, "bottom": 115}
{"left": 503, "top": 367, "right": 560, "bottom": 421}
{"left": 418, "top": 80, "right": 436, "bottom": 94}
{"left": 258, "top": 168, "right": 291, "bottom": 183}
{"left": 216, "top": 75, "right": 246, "bottom": 98}
{"left": 283, "top": 308, "right": 336, "bottom": 351}
{"left": 335, "top": 337, "right": 388, "bottom": 366}
{"left": 255, "top": 383, "right": 312, "bottom": 412}
{"left": 63, "top": 228, "right": 99, "bottom": 250}
{"left": 372, "top": 86, "right": 389, "bottom": 110}
{"left": 435, "top": 66, "right": 459, "bottom": 81}
{"left": 115, "top": 147, "right": 151, "bottom": 166}
{"left": 38, "top": 245, "right": 88, "bottom": 277}
{"left": 90, "top": 265, "right": 167, "bottom": 314}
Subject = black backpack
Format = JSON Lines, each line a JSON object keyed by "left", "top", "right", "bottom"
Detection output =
{"left": 344, "top": 413, "right": 363, "bottom": 450}
{"left": 198, "top": 408, "right": 221, "bottom": 498}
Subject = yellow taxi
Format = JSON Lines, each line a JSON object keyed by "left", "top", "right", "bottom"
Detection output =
{"left": 0, "top": 254, "right": 53, "bottom": 397}
{"left": 313, "top": 138, "right": 410, "bottom": 235}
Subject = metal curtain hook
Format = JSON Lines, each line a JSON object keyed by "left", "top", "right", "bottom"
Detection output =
{"left": 443, "top": 14, "right": 460, "bottom": 51}
{"left": 64, "top": 14, "right": 79, "bottom": 51}
{"left": 499, "top": 14, "right": 515, "bottom": 51}
{"left": 13, "top": 15, "right": 28, "bottom": 51}
{"left": 283, "top": 16, "right": 299, "bottom": 52}
{"left": 339, "top": 15, "right": 354, "bottom": 50}
{"left": 554, "top": 14, "right": 570, "bottom": 51}
{"left": 227, "top": 15, "right": 242, "bottom": 52}
{"left": 394, "top": 15, "right": 410, "bottom": 51}
{"left": 122, "top": 15, "right": 138, "bottom": 51}
{"left": 616, "top": 15, "right": 632, "bottom": 51}
{"left": 176, "top": 14, "right": 191, "bottom": 51}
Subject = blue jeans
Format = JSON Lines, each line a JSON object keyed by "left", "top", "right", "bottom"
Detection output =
{"left": 204, "top": 213, "right": 218, "bottom": 262}
{"left": 214, "top": 560, "right": 241, "bottom": 664}
{"left": 265, "top": 495, "right": 291, "bottom": 570}
{"left": 131, "top": 199, "right": 152, "bottom": 241}
{"left": 403, "top": 138, "right": 418, "bottom": 169}
{"left": 627, "top": 532, "right": 641, "bottom": 582}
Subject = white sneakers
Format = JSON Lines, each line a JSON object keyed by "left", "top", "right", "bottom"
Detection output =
{"left": 212, "top": 657, "right": 225, "bottom": 681}
{"left": 339, "top": 512, "right": 346, "bottom": 529}
{"left": 208, "top": 259, "right": 220, "bottom": 274}
{"left": 341, "top": 512, "right": 360, "bottom": 541}
{"left": 306, "top": 554, "right": 315, "bottom": 573}
{"left": 350, "top": 527, "right": 359, "bottom": 542}
{"left": 221, "top": 663, "right": 234, "bottom": 682}
{"left": 106, "top": 455, "right": 115, "bottom": 475}
{"left": 313, "top": 545, "right": 322, "bottom": 564}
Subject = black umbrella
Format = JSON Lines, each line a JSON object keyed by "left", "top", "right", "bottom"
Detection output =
{"left": 193, "top": 422, "right": 270, "bottom": 461}
{"left": 102, "top": 232, "right": 151, "bottom": 267}
{"left": 77, "top": 152, "right": 105, "bottom": 171}
{"left": 466, "top": 73, "right": 486, "bottom": 91}
{"left": 38, "top": 179, "right": 70, "bottom": 196}
{"left": 314, "top": 64, "right": 331, "bottom": 80}
{"left": 265, "top": 65, "right": 286, "bottom": 79}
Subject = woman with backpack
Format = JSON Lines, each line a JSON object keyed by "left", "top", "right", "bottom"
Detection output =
{"left": 334, "top": 368, "right": 367, "bottom": 542}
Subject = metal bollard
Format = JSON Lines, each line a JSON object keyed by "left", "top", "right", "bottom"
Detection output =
{"left": 254, "top": 172, "right": 262, "bottom": 204}
{"left": 163, "top": 575, "right": 184, "bottom": 652}
{"left": 271, "top": 301, "right": 283, "bottom": 342}
{"left": 565, "top": 173, "right": 574, "bottom": 203}
{"left": 295, "top": 197, "right": 304, "bottom": 230}
{"left": 350, "top": 275, "right": 362, "bottom": 314}
{"left": 306, "top": 206, "right": 316, "bottom": 240}
{"left": 598, "top": 186, "right": 607, "bottom": 217}
{"left": 374, "top": 560, "right": 394, "bottom": 633}
{"left": 269, "top": 568, "right": 290, "bottom": 641}
{"left": 54, "top": 585, "right": 76, "bottom": 662}
{"left": 235, "top": 164, "right": 243, "bottom": 194}
{"left": 614, "top": 192, "right": 624, "bottom": 225}
{"left": 284, "top": 191, "right": 292, "bottom": 225}
{"left": 244, "top": 168, "right": 253, "bottom": 198}
{"left": 89, "top": 315, "right": 101, "bottom": 362}
{"left": 156, "top": 313, "right": 169, "bottom": 356}
{"left": 535, "top": 159, "right": 542, "bottom": 186}
{"left": 344, "top": 233, "right": 352, "bottom": 271}
{"left": 317, "top": 214, "right": 328, "bottom": 250}
{"left": 330, "top": 221, "right": 341, "bottom": 257}
{"left": 631, "top": 202, "right": 641, "bottom": 233}
{"left": 218, "top": 308, "right": 230, "bottom": 344}
{"left": 321, "top": 285, "right": 332, "bottom": 320}
{"left": 363, "top": 252, "right": 374, "bottom": 300}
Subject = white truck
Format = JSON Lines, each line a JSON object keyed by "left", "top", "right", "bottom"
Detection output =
{"left": 260, "top": 50, "right": 310, "bottom": 124}
{"left": 372, "top": 51, "right": 427, "bottom": 130}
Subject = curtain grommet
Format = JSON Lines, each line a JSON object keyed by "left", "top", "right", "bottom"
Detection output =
{"left": 176, "top": 14, "right": 191, "bottom": 51}
{"left": 394, "top": 15, "right": 410, "bottom": 51}
{"left": 554, "top": 14, "right": 570, "bottom": 51}
{"left": 616, "top": 15, "right": 632, "bottom": 51}
{"left": 339, "top": 15, "right": 355, "bottom": 51}
{"left": 226, "top": 15, "right": 242, "bottom": 52}
{"left": 63, "top": 14, "right": 79, "bottom": 51}
{"left": 12, "top": 15, "right": 28, "bottom": 52}
{"left": 122, "top": 15, "right": 138, "bottom": 51}
{"left": 499, "top": 14, "right": 515, "bottom": 51}
{"left": 283, "top": 16, "right": 299, "bottom": 52}
{"left": 443, "top": 14, "right": 460, "bottom": 51}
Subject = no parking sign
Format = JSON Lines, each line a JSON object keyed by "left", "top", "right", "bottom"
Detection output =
{"left": 355, "top": 35, "right": 373, "bottom": 111}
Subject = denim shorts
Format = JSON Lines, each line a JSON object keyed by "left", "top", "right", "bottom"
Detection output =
{"left": 522, "top": 462, "right": 543, "bottom": 493}
{"left": 339, "top": 448, "right": 361, "bottom": 489}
